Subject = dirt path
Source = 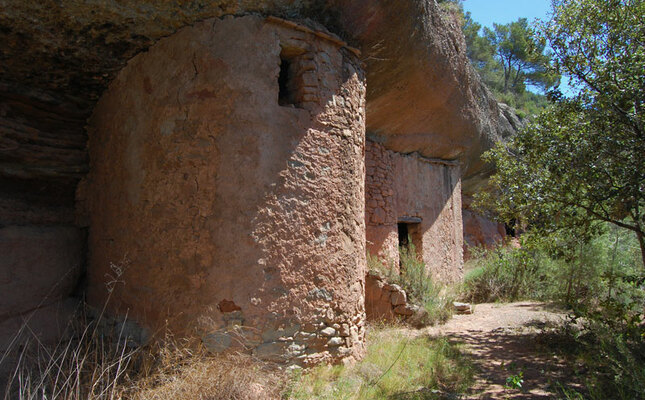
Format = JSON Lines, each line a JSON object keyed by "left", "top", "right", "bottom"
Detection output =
{"left": 426, "top": 302, "right": 582, "bottom": 399}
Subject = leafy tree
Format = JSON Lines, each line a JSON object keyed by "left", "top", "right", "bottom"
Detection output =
{"left": 463, "top": 12, "right": 495, "bottom": 70}
{"left": 479, "top": 0, "right": 645, "bottom": 267}
{"left": 484, "top": 18, "right": 559, "bottom": 93}
{"left": 461, "top": 15, "right": 557, "bottom": 116}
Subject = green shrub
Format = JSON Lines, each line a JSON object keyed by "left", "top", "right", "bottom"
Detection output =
{"left": 399, "top": 245, "right": 454, "bottom": 325}
{"left": 460, "top": 242, "right": 551, "bottom": 303}
{"left": 461, "top": 226, "right": 644, "bottom": 309}
{"left": 544, "top": 300, "right": 645, "bottom": 400}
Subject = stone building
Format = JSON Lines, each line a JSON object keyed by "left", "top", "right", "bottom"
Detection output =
{"left": 365, "top": 140, "right": 463, "bottom": 282}
{"left": 0, "top": 0, "right": 520, "bottom": 370}
{"left": 80, "top": 16, "right": 367, "bottom": 365}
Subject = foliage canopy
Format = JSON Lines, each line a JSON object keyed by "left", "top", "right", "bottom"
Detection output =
{"left": 484, "top": 18, "right": 559, "bottom": 93}
{"left": 461, "top": 11, "right": 558, "bottom": 116}
{"left": 479, "top": 0, "right": 645, "bottom": 266}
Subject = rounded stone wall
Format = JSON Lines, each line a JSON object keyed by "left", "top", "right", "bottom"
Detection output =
{"left": 80, "top": 15, "right": 367, "bottom": 365}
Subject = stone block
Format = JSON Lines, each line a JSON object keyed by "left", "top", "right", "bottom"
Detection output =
{"left": 393, "top": 304, "right": 415, "bottom": 316}
{"left": 383, "top": 283, "right": 402, "bottom": 292}
{"left": 390, "top": 289, "right": 407, "bottom": 306}
{"left": 202, "top": 331, "right": 232, "bottom": 353}
{"left": 407, "top": 306, "right": 430, "bottom": 328}
{"left": 320, "top": 326, "right": 336, "bottom": 337}
{"left": 254, "top": 342, "right": 287, "bottom": 362}
{"left": 261, "top": 324, "right": 300, "bottom": 342}
{"left": 372, "top": 207, "right": 386, "bottom": 224}
{"left": 453, "top": 302, "right": 472, "bottom": 314}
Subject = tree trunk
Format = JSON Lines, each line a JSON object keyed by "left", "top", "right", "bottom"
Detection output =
{"left": 502, "top": 54, "right": 512, "bottom": 92}
{"left": 513, "top": 66, "right": 523, "bottom": 89}
{"left": 637, "top": 230, "right": 645, "bottom": 269}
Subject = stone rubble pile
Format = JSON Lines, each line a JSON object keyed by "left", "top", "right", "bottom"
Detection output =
{"left": 365, "top": 271, "right": 429, "bottom": 328}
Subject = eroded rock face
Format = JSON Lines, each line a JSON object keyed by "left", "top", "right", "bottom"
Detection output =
{"left": 0, "top": 83, "right": 87, "bottom": 365}
{"left": 1, "top": 1, "right": 519, "bottom": 182}
{"left": 81, "top": 16, "right": 366, "bottom": 365}
{"left": 330, "top": 0, "right": 518, "bottom": 184}
{"left": 0, "top": 1, "right": 339, "bottom": 102}
{"left": 462, "top": 208, "right": 506, "bottom": 254}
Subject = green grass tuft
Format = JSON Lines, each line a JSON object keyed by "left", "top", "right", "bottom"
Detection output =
{"left": 286, "top": 327, "right": 475, "bottom": 399}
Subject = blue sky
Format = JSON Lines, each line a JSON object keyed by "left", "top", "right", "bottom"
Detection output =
{"left": 462, "top": 0, "right": 553, "bottom": 30}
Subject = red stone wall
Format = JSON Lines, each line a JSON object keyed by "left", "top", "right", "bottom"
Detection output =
{"left": 81, "top": 16, "right": 366, "bottom": 365}
{"left": 365, "top": 140, "right": 463, "bottom": 283}
{"left": 462, "top": 196, "right": 506, "bottom": 259}
{"left": 365, "top": 141, "right": 399, "bottom": 271}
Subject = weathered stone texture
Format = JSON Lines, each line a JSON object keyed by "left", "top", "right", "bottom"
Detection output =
{"left": 365, "top": 141, "right": 399, "bottom": 270}
{"left": 365, "top": 140, "right": 463, "bottom": 283}
{"left": 81, "top": 16, "right": 366, "bottom": 365}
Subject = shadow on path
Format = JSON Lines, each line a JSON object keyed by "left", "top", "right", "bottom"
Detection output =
{"left": 424, "top": 302, "right": 585, "bottom": 399}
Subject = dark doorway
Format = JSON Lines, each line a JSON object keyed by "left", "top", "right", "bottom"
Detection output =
{"left": 398, "top": 222, "right": 410, "bottom": 249}
{"left": 397, "top": 218, "right": 422, "bottom": 269}
{"left": 505, "top": 218, "right": 517, "bottom": 237}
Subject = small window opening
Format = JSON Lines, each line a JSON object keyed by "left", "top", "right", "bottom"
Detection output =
{"left": 278, "top": 46, "right": 306, "bottom": 108}
{"left": 278, "top": 55, "right": 295, "bottom": 106}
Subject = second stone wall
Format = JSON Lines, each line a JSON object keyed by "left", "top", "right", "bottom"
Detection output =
{"left": 462, "top": 195, "right": 506, "bottom": 259}
{"left": 365, "top": 140, "right": 463, "bottom": 283}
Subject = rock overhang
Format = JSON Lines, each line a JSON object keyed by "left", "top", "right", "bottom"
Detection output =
{"left": 1, "top": 0, "right": 517, "bottom": 188}
{"left": 0, "top": 0, "right": 523, "bottom": 369}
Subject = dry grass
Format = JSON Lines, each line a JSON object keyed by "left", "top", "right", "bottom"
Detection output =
{"left": 3, "top": 317, "right": 473, "bottom": 400}
{"left": 2, "top": 256, "right": 285, "bottom": 400}
{"left": 2, "top": 313, "right": 284, "bottom": 400}
{"left": 127, "top": 344, "right": 284, "bottom": 400}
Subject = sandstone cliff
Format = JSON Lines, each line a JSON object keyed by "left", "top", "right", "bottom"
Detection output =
{"left": 0, "top": 0, "right": 518, "bottom": 191}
